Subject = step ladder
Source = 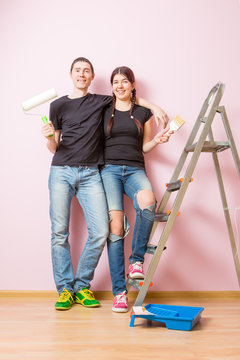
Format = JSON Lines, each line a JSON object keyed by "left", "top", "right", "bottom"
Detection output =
{"left": 126, "top": 82, "right": 240, "bottom": 306}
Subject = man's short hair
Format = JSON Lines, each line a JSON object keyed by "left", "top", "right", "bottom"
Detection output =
{"left": 70, "top": 57, "right": 94, "bottom": 74}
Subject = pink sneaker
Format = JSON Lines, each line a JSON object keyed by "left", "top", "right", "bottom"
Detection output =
{"left": 112, "top": 291, "right": 128, "bottom": 312}
{"left": 129, "top": 262, "right": 145, "bottom": 279}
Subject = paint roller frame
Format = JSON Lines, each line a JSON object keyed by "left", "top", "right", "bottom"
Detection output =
{"left": 22, "top": 88, "right": 58, "bottom": 137}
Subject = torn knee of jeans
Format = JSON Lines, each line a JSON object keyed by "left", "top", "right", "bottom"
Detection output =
{"left": 135, "top": 195, "right": 156, "bottom": 212}
{"left": 141, "top": 201, "right": 157, "bottom": 221}
{"left": 134, "top": 190, "right": 156, "bottom": 211}
{"left": 108, "top": 213, "right": 130, "bottom": 241}
{"left": 108, "top": 212, "right": 113, "bottom": 222}
{"left": 108, "top": 232, "right": 123, "bottom": 242}
{"left": 143, "top": 202, "right": 156, "bottom": 213}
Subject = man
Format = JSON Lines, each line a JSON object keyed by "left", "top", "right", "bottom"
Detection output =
{"left": 42, "top": 57, "right": 112, "bottom": 310}
{"left": 42, "top": 57, "right": 169, "bottom": 310}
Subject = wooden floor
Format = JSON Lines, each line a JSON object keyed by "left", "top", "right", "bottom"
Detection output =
{"left": 0, "top": 292, "right": 240, "bottom": 360}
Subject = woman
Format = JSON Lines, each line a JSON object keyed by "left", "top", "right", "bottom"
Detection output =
{"left": 101, "top": 66, "right": 173, "bottom": 312}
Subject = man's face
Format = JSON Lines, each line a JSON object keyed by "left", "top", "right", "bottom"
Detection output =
{"left": 70, "top": 61, "right": 95, "bottom": 90}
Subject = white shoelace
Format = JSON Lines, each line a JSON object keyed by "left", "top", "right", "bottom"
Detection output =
{"left": 116, "top": 291, "right": 127, "bottom": 304}
{"left": 132, "top": 262, "right": 143, "bottom": 271}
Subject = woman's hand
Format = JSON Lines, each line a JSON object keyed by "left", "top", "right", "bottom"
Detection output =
{"left": 152, "top": 106, "right": 169, "bottom": 128}
{"left": 142, "top": 124, "right": 174, "bottom": 153}
{"left": 153, "top": 127, "right": 174, "bottom": 145}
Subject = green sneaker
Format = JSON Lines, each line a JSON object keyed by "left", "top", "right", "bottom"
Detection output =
{"left": 75, "top": 288, "right": 100, "bottom": 307}
{"left": 55, "top": 288, "right": 74, "bottom": 311}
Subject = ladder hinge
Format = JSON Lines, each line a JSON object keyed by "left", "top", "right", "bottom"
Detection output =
{"left": 216, "top": 106, "right": 224, "bottom": 113}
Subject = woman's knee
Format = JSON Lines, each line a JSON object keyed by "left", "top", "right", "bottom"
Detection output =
{"left": 109, "top": 210, "right": 124, "bottom": 237}
{"left": 136, "top": 190, "right": 156, "bottom": 210}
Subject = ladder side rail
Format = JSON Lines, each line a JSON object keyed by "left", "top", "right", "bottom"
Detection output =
{"left": 149, "top": 84, "right": 225, "bottom": 242}
{"left": 133, "top": 211, "right": 181, "bottom": 306}
{"left": 170, "top": 86, "right": 226, "bottom": 196}
{"left": 212, "top": 151, "right": 240, "bottom": 286}
{"left": 135, "top": 88, "right": 225, "bottom": 306}
{"left": 208, "top": 128, "right": 240, "bottom": 286}
{"left": 135, "top": 124, "right": 215, "bottom": 305}
{"left": 163, "top": 83, "right": 224, "bottom": 192}
{"left": 134, "top": 151, "right": 204, "bottom": 306}
{"left": 149, "top": 100, "right": 213, "bottom": 241}
{"left": 218, "top": 106, "right": 240, "bottom": 178}
{"left": 158, "top": 89, "right": 214, "bottom": 208}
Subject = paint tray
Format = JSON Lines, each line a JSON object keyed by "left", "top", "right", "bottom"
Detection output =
{"left": 130, "top": 304, "right": 204, "bottom": 331}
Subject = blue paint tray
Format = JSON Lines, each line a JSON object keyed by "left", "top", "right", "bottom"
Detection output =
{"left": 130, "top": 304, "right": 204, "bottom": 331}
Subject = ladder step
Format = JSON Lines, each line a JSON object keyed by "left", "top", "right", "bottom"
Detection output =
{"left": 185, "top": 141, "right": 230, "bottom": 153}
{"left": 127, "top": 278, "right": 142, "bottom": 290}
{"left": 166, "top": 179, "right": 183, "bottom": 191}
{"left": 146, "top": 244, "right": 166, "bottom": 255}
{"left": 127, "top": 277, "right": 153, "bottom": 291}
{"left": 166, "top": 177, "right": 193, "bottom": 192}
{"left": 154, "top": 213, "right": 169, "bottom": 222}
{"left": 155, "top": 210, "right": 180, "bottom": 222}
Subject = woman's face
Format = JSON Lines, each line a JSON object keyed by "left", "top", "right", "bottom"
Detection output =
{"left": 112, "top": 74, "right": 135, "bottom": 101}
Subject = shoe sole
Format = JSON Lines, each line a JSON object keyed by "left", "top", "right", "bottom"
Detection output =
{"left": 129, "top": 273, "right": 145, "bottom": 279}
{"left": 112, "top": 307, "right": 128, "bottom": 313}
{"left": 55, "top": 306, "right": 72, "bottom": 311}
{"left": 75, "top": 299, "right": 100, "bottom": 307}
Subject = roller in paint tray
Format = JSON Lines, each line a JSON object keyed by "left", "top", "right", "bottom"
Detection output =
{"left": 22, "top": 88, "right": 58, "bottom": 136}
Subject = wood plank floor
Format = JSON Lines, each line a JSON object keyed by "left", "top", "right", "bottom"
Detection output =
{"left": 0, "top": 292, "right": 240, "bottom": 360}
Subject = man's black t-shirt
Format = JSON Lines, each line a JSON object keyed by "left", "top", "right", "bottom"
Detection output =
{"left": 50, "top": 93, "right": 112, "bottom": 166}
{"left": 103, "top": 104, "right": 152, "bottom": 169}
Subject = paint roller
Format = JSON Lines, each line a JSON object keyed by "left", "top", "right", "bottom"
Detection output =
{"left": 22, "top": 88, "right": 58, "bottom": 137}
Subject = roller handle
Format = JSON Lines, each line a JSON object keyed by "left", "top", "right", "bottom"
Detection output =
{"left": 42, "top": 116, "right": 53, "bottom": 137}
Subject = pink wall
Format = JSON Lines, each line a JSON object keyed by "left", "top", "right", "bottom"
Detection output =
{"left": 0, "top": 0, "right": 240, "bottom": 291}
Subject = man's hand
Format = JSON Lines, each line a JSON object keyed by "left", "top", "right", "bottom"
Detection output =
{"left": 41, "top": 121, "right": 55, "bottom": 139}
{"left": 152, "top": 106, "right": 169, "bottom": 128}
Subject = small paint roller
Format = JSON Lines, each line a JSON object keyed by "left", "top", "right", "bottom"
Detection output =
{"left": 22, "top": 88, "right": 57, "bottom": 136}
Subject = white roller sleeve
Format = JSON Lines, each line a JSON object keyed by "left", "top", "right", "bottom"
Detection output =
{"left": 22, "top": 88, "right": 57, "bottom": 111}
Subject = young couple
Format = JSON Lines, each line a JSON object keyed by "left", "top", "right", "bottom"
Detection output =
{"left": 42, "top": 57, "right": 173, "bottom": 312}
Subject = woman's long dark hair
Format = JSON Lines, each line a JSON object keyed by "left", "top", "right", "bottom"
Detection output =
{"left": 107, "top": 66, "right": 142, "bottom": 136}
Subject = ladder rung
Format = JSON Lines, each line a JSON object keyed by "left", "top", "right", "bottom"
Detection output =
{"left": 154, "top": 213, "right": 169, "bottom": 222}
{"left": 166, "top": 178, "right": 193, "bottom": 192}
{"left": 166, "top": 179, "right": 183, "bottom": 191}
{"left": 127, "top": 278, "right": 142, "bottom": 290}
{"left": 185, "top": 141, "right": 230, "bottom": 153}
{"left": 146, "top": 244, "right": 166, "bottom": 255}
{"left": 200, "top": 117, "right": 207, "bottom": 123}
{"left": 127, "top": 277, "right": 153, "bottom": 291}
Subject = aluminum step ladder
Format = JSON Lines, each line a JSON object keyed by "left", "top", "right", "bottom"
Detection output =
{"left": 126, "top": 82, "right": 240, "bottom": 306}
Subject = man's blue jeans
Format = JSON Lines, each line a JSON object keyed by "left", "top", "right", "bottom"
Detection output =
{"left": 100, "top": 165, "right": 156, "bottom": 296}
{"left": 49, "top": 165, "right": 109, "bottom": 295}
